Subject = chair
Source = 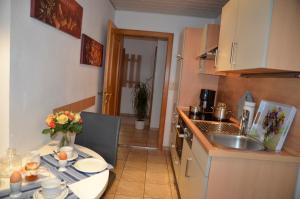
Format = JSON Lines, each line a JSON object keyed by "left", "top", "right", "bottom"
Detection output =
{"left": 75, "top": 111, "right": 121, "bottom": 166}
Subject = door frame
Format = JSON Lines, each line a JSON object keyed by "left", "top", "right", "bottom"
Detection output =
{"left": 117, "top": 28, "right": 174, "bottom": 149}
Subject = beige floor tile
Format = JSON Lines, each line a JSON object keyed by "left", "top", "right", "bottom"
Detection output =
{"left": 106, "top": 179, "right": 120, "bottom": 194}
{"left": 116, "top": 180, "right": 145, "bottom": 197}
{"left": 144, "top": 183, "right": 172, "bottom": 199}
{"left": 114, "top": 194, "right": 143, "bottom": 199}
{"left": 170, "top": 184, "right": 179, "bottom": 199}
{"left": 115, "top": 168, "right": 124, "bottom": 180}
{"left": 146, "top": 171, "right": 169, "bottom": 184}
{"left": 102, "top": 193, "right": 115, "bottom": 199}
{"left": 124, "top": 160, "right": 147, "bottom": 171}
{"left": 121, "top": 168, "right": 146, "bottom": 183}
{"left": 147, "top": 155, "right": 166, "bottom": 164}
{"left": 147, "top": 149, "right": 165, "bottom": 156}
{"left": 118, "top": 151, "right": 129, "bottom": 160}
{"left": 115, "top": 160, "right": 126, "bottom": 171}
{"left": 147, "top": 163, "right": 168, "bottom": 173}
{"left": 127, "top": 154, "right": 148, "bottom": 162}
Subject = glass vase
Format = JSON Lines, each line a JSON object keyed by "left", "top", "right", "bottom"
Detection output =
{"left": 59, "top": 132, "right": 75, "bottom": 148}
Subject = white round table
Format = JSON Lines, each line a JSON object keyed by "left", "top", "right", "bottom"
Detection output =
{"left": 38, "top": 141, "right": 109, "bottom": 199}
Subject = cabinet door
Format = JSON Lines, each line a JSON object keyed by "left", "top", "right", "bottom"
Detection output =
{"left": 178, "top": 140, "right": 192, "bottom": 199}
{"left": 185, "top": 158, "right": 206, "bottom": 199}
{"left": 234, "top": 0, "right": 273, "bottom": 69}
{"left": 216, "top": 0, "right": 238, "bottom": 71}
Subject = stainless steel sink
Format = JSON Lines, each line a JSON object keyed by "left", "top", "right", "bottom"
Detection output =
{"left": 195, "top": 120, "right": 240, "bottom": 135}
{"left": 207, "top": 134, "right": 265, "bottom": 151}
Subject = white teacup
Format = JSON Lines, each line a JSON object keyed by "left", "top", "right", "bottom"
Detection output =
{"left": 41, "top": 177, "right": 66, "bottom": 198}
{"left": 60, "top": 146, "right": 73, "bottom": 159}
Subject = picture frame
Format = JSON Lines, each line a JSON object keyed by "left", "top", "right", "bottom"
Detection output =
{"left": 80, "top": 34, "right": 103, "bottom": 67}
{"left": 30, "top": 0, "right": 83, "bottom": 38}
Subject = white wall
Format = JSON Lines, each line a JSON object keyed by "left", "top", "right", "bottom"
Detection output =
{"left": 8, "top": 0, "right": 114, "bottom": 151}
{"left": 115, "top": 11, "right": 215, "bottom": 146}
{"left": 150, "top": 41, "right": 167, "bottom": 128}
{"left": 0, "top": 0, "right": 11, "bottom": 156}
{"left": 120, "top": 38, "right": 157, "bottom": 114}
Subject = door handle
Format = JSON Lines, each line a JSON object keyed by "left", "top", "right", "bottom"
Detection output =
{"left": 230, "top": 42, "right": 234, "bottom": 65}
{"left": 104, "top": 92, "right": 110, "bottom": 104}
{"left": 185, "top": 158, "right": 192, "bottom": 177}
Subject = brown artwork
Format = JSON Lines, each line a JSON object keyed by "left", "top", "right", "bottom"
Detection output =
{"left": 80, "top": 34, "right": 103, "bottom": 67}
{"left": 30, "top": 0, "right": 83, "bottom": 38}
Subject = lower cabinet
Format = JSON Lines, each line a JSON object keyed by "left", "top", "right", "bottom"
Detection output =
{"left": 179, "top": 139, "right": 207, "bottom": 199}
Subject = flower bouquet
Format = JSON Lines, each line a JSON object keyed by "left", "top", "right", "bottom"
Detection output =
{"left": 42, "top": 111, "right": 83, "bottom": 147}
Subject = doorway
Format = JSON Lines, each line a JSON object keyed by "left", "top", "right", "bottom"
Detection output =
{"left": 118, "top": 37, "right": 167, "bottom": 148}
{"left": 102, "top": 21, "right": 174, "bottom": 149}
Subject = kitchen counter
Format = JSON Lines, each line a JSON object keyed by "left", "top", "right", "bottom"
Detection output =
{"left": 177, "top": 106, "right": 300, "bottom": 163}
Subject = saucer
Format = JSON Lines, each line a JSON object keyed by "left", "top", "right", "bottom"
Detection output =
{"left": 33, "top": 188, "right": 68, "bottom": 199}
{"left": 54, "top": 151, "right": 78, "bottom": 161}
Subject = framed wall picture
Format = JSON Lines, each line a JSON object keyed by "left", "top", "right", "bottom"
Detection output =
{"left": 30, "top": 0, "right": 83, "bottom": 38}
{"left": 80, "top": 34, "right": 103, "bottom": 67}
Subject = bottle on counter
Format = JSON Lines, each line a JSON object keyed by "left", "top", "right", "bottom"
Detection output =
{"left": 243, "top": 101, "right": 256, "bottom": 132}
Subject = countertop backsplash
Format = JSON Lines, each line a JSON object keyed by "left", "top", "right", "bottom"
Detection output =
{"left": 217, "top": 75, "right": 300, "bottom": 156}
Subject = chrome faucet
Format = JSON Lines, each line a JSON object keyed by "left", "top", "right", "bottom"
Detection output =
{"left": 239, "top": 109, "right": 250, "bottom": 136}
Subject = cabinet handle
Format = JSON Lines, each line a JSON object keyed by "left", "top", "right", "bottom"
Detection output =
{"left": 232, "top": 42, "right": 238, "bottom": 66}
{"left": 171, "top": 144, "right": 175, "bottom": 148}
{"left": 174, "top": 160, "right": 179, "bottom": 165}
{"left": 185, "top": 158, "right": 192, "bottom": 177}
{"left": 230, "top": 42, "right": 234, "bottom": 65}
{"left": 214, "top": 49, "right": 218, "bottom": 68}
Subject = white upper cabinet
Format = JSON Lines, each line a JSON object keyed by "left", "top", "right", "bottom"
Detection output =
{"left": 217, "top": 0, "right": 300, "bottom": 72}
{"left": 216, "top": 0, "right": 238, "bottom": 71}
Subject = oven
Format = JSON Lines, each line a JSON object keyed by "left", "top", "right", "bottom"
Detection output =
{"left": 170, "top": 113, "right": 192, "bottom": 182}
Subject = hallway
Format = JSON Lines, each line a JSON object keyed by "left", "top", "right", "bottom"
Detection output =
{"left": 119, "top": 116, "right": 159, "bottom": 148}
{"left": 102, "top": 146, "right": 179, "bottom": 199}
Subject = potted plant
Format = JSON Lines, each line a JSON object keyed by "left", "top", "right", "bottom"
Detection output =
{"left": 42, "top": 111, "right": 83, "bottom": 147}
{"left": 132, "top": 82, "right": 150, "bottom": 130}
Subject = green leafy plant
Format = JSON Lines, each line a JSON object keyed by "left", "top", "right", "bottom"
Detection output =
{"left": 132, "top": 82, "right": 150, "bottom": 121}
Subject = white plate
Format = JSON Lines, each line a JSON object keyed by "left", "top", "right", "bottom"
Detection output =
{"left": 33, "top": 188, "right": 68, "bottom": 199}
{"left": 73, "top": 158, "right": 108, "bottom": 173}
{"left": 54, "top": 151, "right": 78, "bottom": 161}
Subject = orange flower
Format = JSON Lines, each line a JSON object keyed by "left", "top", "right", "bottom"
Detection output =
{"left": 68, "top": 114, "right": 74, "bottom": 121}
{"left": 49, "top": 121, "right": 56, "bottom": 128}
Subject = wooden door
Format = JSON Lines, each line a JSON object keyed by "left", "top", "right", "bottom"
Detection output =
{"left": 102, "top": 20, "right": 123, "bottom": 115}
{"left": 216, "top": 0, "right": 238, "bottom": 71}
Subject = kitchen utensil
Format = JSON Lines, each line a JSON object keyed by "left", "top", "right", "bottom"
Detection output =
{"left": 213, "top": 102, "right": 231, "bottom": 121}
{"left": 243, "top": 101, "right": 256, "bottom": 132}
{"left": 199, "top": 89, "right": 216, "bottom": 113}
{"left": 73, "top": 158, "right": 108, "bottom": 173}
{"left": 59, "top": 146, "right": 74, "bottom": 159}
{"left": 40, "top": 177, "right": 66, "bottom": 199}
{"left": 9, "top": 182, "right": 22, "bottom": 198}
{"left": 189, "top": 106, "right": 200, "bottom": 115}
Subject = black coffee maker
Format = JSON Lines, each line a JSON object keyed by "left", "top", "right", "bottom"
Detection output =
{"left": 199, "top": 89, "right": 216, "bottom": 113}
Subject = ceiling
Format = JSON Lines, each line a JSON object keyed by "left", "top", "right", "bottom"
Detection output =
{"left": 110, "top": 0, "right": 228, "bottom": 18}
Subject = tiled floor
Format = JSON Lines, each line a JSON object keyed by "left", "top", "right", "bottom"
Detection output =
{"left": 102, "top": 146, "right": 179, "bottom": 199}
{"left": 119, "top": 116, "right": 159, "bottom": 148}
